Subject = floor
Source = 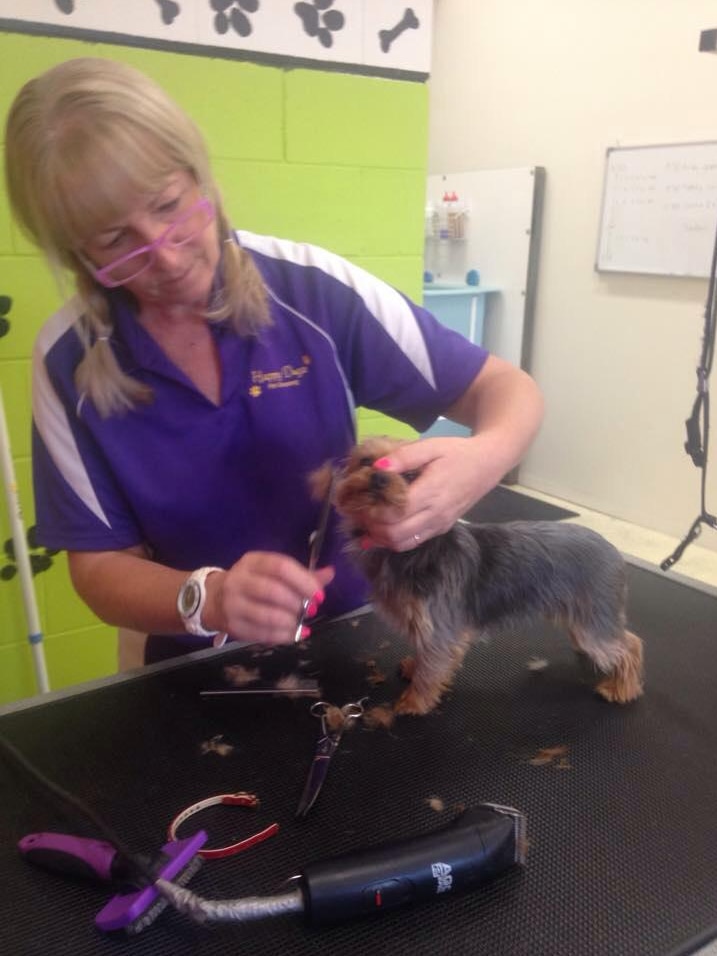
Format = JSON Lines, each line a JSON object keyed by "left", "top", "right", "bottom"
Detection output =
{"left": 514, "top": 484, "right": 717, "bottom": 592}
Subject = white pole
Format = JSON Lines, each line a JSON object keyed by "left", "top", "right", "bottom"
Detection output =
{"left": 0, "top": 385, "right": 50, "bottom": 694}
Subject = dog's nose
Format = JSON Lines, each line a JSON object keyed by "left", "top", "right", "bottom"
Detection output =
{"left": 369, "top": 470, "right": 390, "bottom": 492}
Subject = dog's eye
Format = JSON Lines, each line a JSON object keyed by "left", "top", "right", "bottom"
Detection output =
{"left": 402, "top": 469, "right": 420, "bottom": 483}
{"left": 358, "top": 457, "right": 374, "bottom": 467}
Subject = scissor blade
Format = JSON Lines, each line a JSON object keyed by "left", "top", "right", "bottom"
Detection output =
{"left": 308, "top": 472, "right": 336, "bottom": 571}
{"left": 293, "top": 596, "right": 312, "bottom": 643}
{"left": 294, "top": 473, "right": 336, "bottom": 644}
{"left": 295, "top": 735, "right": 339, "bottom": 818}
{"left": 200, "top": 686, "right": 319, "bottom": 697}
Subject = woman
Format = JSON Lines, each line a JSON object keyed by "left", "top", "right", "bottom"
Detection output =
{"left": 4, "top": 57, "right": 544, "bottom": 664}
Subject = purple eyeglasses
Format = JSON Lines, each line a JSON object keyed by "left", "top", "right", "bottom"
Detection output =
{"left": 90, "top": 197, "right": 216, "bottom": 288}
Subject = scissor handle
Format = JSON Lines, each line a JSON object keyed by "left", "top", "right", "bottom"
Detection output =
{"left": 341, "top": 699, "right": 368, "bottom": 720}
{"left": 295, "top": 696, "right": 367, "bottom": 819}
{"left": 310, "top": 700, "right": 367, "bottom": 738}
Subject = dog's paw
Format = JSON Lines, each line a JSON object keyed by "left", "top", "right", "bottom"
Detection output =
{"left": 394, "top": 685, "right": 439, "bottom": 716}
{"left": 595, "top": 673, "right": 644, "bottom": 703}
{"left": 595, "top": 632, "right": 644, "bottom": 703}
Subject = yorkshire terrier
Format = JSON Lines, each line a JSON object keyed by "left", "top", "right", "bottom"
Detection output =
{"left": 312, "top": 436, "right": 644, "bottom": 716}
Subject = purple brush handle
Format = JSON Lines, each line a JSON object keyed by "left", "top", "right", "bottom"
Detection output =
{"left": 95, "top": 831, "right": 207, "bottom": 932}
{"left": 18, "top": 832, "right": 118, "bottom": 882}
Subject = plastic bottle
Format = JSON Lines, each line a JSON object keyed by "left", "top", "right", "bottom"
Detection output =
{"left": 424, "top": 201, "right": 439, "bottom": 239}
{"left": 439, "top": 192, "right": 452, "bottom": 240}
{"left": 445, "top": 191, "right": 467, "bottom": 240}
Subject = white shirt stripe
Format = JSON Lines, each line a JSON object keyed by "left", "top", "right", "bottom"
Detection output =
{"left": 32, "top": 299, "right": 112, "bottom": 529}
{"left": 236, "top": 231, "right": 437, "bottom": 389}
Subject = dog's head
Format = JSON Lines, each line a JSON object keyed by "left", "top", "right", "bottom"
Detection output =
{"left": 314, "top": 437, "right": 420, "bottom": 530}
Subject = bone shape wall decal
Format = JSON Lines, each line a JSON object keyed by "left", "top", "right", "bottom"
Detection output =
{"left": 379, "top": 7, "right": 419, "bottom": 53}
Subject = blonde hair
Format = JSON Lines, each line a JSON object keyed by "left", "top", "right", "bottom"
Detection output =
{"left": 4, "top": 57, "right": 269, "bottom": 417}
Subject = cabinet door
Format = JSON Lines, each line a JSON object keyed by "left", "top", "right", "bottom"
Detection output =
{"left": 421, "top": 290, "right": 488, "bottom": 438}
{"left": 423, "top": 291, "right": 486, "bottom": 345}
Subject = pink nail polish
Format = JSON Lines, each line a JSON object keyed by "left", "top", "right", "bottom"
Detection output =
{"left": 373, "top": 457, "right": 392, "bottom": 470}
{"left": 300, "top": 625, "right": 311, "bottom": 640}
{"left": 306, "top": 601, "right": 318, "bottom": 618}
{"left": 312, "top": 589, "right": 325, "bottom": 605}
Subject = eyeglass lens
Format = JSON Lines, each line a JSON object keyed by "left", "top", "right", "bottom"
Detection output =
{"left": 98, "top": 200, "right": 214, "bottom": 285}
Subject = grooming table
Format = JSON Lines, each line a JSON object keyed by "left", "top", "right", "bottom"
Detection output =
{"left": 1, "top": 560, "right": 716, "bottom": 956}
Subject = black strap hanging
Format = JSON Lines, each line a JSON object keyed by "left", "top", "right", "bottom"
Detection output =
{"left": 661, "top": 217, "right": 717, "bottom": 571}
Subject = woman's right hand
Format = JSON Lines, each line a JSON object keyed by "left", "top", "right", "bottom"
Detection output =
{"left": 205, "top": 552, "right": 335, "bottom": 645}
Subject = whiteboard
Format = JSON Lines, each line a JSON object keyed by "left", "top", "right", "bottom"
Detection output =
{"left": 596, "top": 142, "right": 717, "bottom": 278}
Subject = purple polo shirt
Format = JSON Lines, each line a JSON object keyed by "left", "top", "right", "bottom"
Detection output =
{"left": 32, "top": 232, "right": 489, "bottom": 650}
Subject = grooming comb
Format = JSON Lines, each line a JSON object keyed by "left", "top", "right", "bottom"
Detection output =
{"left": 19, "top": 830, "right": 206, "bottom": 934}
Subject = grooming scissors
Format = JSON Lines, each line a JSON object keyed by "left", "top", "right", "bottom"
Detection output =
{"left": 293, "top": 471, "right": 336, "bottom": 643}
{"left": 295, "top": 699, "right": 366, "bottom": 818}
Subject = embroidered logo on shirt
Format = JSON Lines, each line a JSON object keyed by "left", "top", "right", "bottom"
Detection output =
{"left": 249, "top": 355, "right": 311, "bottom": 396}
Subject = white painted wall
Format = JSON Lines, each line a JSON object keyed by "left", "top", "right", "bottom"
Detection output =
{"left": 428, "top": 0, "right": 717, "bottom": 554}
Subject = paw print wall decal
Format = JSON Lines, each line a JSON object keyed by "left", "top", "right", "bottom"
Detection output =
{"left": 13, "top": 0, "right": 428, "bottom": 75}
{"left": 155, "top": 0, "right": 181, "bottom": 26}
{"left": 1, "top": 528, "right": 58, "bottom": 582}
{"left": 54, "top": 0, "right": 182, "bottom": 25}
{"left": 294, "top": 0, "right": 345, "bottom": 49}
{"left": 210, "top": 0, "right": 260, "bottom": 37}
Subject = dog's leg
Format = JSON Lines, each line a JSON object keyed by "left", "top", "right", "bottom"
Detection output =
{"left": 595, "top": 629, "right": 644, "bottom": 702}
{"left": 391, "top": 597, "right": 472, "bottom": 715}
{"left": 569, "top": 625, "right": 644, "bottom": 703}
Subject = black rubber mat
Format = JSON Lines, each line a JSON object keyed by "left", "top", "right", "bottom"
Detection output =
{"left": 0, "top": 563, "right": 715, "bottom": 956}
{"left": 463, "top": 485, "right": 578, "bottom": 523}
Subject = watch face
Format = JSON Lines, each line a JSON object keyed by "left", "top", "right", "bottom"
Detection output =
{"left": 179, "top": 580, "right": 201, "bottom": 618}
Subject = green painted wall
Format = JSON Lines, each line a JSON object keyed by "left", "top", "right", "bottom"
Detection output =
{"left": 0, "top": 33, "right": 427, "bottom": 705}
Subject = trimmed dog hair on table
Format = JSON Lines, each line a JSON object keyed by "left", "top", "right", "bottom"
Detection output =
{"left": 311, "top": 437, "right": 644, "bottom": 717}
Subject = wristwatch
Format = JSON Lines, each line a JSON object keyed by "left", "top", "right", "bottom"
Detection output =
{"left": 177, "top": 566, "right": 224, "bottom": 637}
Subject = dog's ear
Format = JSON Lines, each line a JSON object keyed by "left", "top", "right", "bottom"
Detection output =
{"left": 308, "top": 461, "right": 335, "bottom": 501}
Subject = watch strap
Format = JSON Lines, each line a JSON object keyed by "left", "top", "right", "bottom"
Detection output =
{"left": 178, "top": 566, "right": 224, "bottom": 638}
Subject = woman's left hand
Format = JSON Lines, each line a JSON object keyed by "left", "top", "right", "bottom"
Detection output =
{"left": 357, "top": 435, "right": 501, "bottom": 552}
{"left": 360, "top": 356, "right": 544, "bottom": 552}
